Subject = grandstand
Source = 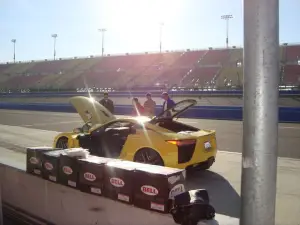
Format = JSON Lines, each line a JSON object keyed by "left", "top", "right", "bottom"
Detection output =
{"left": 0, "top": 44, "right": 300, "bottom": 92}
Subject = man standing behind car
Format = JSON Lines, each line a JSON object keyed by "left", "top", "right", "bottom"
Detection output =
{"left": 161, "top": 92, "right": 175, "bottom": 117}
{"left": 99, "top": 92, "right": 114, "bottom": 113}
{"left": 143, "top": 93, "right": 156, "bottom": 117}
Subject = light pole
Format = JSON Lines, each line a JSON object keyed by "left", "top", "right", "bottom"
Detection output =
{"left": 159, "top": 22, "right": 164, "bottom": 53}
{"left": 51, "top": 34, "right": 57, "bottom": 60}
{"left": 221, "top": 14, "right": 233, "bottom": 48}
{"left": 11, "top": 39, "right": 16, "bottom": 63}
{"left": 98, "top": 28, "right": 107, "bottom": 57}
{"left": 241, "top": 0, "right": 279, "bottom": 224}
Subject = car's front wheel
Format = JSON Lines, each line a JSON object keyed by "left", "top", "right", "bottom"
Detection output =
{"left": 133, "top": 148, "right": 164, "bottom": 166}
{"left": 56, "top": 137, "right": 68, "bottom": 149}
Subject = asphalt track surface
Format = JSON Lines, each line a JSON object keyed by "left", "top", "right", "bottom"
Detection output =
{"left": 1, "top": 109, "right": 300, "bottom": 224}
{"left": 0, "top": 109, "right": 300, "bottom": 159}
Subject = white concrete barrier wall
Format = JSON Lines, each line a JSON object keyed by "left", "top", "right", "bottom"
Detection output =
{"left": 0, "top": 161, "right": 239, "bottom": 225}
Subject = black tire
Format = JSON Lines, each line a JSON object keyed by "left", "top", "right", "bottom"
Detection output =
{"left": 56, "top": 137, "right": 68, "bottom": 149}
{"left": 133, "top": 148, "right": 164, "bottom": 166}
{"left": 199, "top": 161, "right": 211, "bottom": 170}
{"left": 198, "top": 157, "right": 215, "bottom": 170}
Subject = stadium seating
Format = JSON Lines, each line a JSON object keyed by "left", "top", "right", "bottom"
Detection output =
{"left": 283, "top": 65, "right": 300, "bottom": 85}
{"left": 5, "top": 62, "right": 37, "bottom": 75}
{"left": 93, "top": 55, "right": 138, "bottom": 70}
{"left": 160, "top": 52, "right": 183, "bottom": 65}
{"left": 181, "top": 67, "right": 220, "bottom": 87}
{"left": 133, "top": 53, "right": 160, "bottom": 67}
{"left": 228, "top": 48, "right": 243, "bottom": 64}
{"left": 154, "top": 68, "right": 190, "bottom": 87}
{"left": 131, "top": 66, "right": 164, "bottom": 87}
{"left": 66, "top": 70, "right": 126, "bottom": 89}
{"left": 285, "top": 45, "right": 300, "bottom": 62}
{"left": 73, "top": 58, "right": 102, "bottom": 71}
{"left": 112, "top": 68, "right": 146, "bottom": 88}
{"left": 1, "top": 44, "right": 300, "bottom": 91}
{"left": 216, "top": 66, "right": 243, "bottom": 87}
{"left": 199, "top": 49, "right": 230, "bottom": 66}
{"left": 48, "top": 58, "right": 102, "bottom": 88}
{"left": 27, "top": 59, "right": 80, "bottom": 74}
{"left": 129, "top": 52, "right": 183, "bottom": 87}
{"left": 36, "top": 74, "right": 64, "bottom": 89}
{"left": 174, "top": 50, "right": 206, "bottom": 66}
{"left": 0, "top": 74, "right": 46, "bottom": 89}
{"left": 0, "top": 64, "right": 11, "bottom": 74}
{"left": 110, "top": 54, "right": 162, "bottom": 88}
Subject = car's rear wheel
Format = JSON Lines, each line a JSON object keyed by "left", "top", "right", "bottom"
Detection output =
{"left": 198, "top": 161, "right": 211, "bottom": 170}
{"left": 133, "top": 148, "right": 164, "bottom": 166}
{"left": 199, "top": 157, "right": 215, "bottom": 170}
{"left": 56, "top": 137, "right": 68, "bottom": 149}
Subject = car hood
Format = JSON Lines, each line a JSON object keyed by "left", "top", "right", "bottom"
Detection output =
{"left": 70, "top": 96, "right": 116, "bottom": 126}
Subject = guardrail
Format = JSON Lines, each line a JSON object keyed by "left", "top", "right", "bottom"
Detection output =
{"left": 0, "top": 90, "right": 300, "bottom": 98}
{"left": 1, "top": 102, "right": 300, "bottom": 123}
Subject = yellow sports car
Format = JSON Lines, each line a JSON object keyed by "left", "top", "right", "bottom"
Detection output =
{"left": 53, "top": 96, "right": 217, "bottom": 170}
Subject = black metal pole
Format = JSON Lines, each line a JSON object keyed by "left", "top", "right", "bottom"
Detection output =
{"left": 53, "top": 37, "right": 56, "bottom": 60}
{"left": 13, "top": 42, "right": 16, "bottom": 63}
{"left": 102, "top": 31, "right": 105, "bottom": 57}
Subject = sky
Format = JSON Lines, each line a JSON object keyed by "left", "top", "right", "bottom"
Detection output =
{"left": 0, "top": 0, "right": 299, "bottom": 63}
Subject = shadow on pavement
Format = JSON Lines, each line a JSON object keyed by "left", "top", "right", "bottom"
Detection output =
{"left": 186, "top": 170, "right": 240, "bottom": 219}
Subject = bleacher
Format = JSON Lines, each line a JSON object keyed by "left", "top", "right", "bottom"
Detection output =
{"left": 1, "top": 74, "right": 46, "bottom": 89}
{"left": 155, "top": 68, "right": 190, "bottom": 87}
{"left": 174, "top": 50, "right": 206, "bottom": 66}
{"left": 181, "top": 67, "right": 220, "bottom": 87}
{"left": 1, "top": 44, "right": 300, "bottom": 91}
{"left": 198, "top": 49, "right": 230, "bottom": 66}
{"left": 67, "top": 70, "right": 126, "bottom": 89}
{"left": 228, "top": 48, "right": 243, "bottom": 64}
{"left": 283, "top": 65, "right": 300, "bottom": 85}
{"left": 217, "top": 67, "right": 243, "bottom": 87}
{"left": 124, "top": 52, "right": 182, "bottom": 87}
{"left": 285, "top": 45, "right": 300, "bottom": 62}
{"left": 0, "top": 64, "right": 11, "bottom": 74}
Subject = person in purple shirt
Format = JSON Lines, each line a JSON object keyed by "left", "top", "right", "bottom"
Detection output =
{"left": 161, "top": 92, "right": 175, "bottom": 117}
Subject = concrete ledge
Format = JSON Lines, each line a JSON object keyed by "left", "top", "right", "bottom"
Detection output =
{"left": 0, "top": 160, "right": 238, "bottom": 225}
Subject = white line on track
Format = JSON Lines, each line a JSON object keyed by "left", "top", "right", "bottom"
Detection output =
{"left": 0, "top": 110, "right": 73, "bottom": 117}
{"left": 280, "top": 126, "right": 300, "bottom": 129}
{"left": 1, "top": 109, "right": 300, "bottom": 129}
{"left": 184, "top": 121, "right": 300, "bottom": 129}
{"left": 217, "top": 150, "right": 300, "bottom": 161}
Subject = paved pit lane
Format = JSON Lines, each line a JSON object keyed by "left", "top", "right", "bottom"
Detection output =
{"left": 0, "top": 109, "right": 299, "bottom": 158}
{"left": 0, "top": 109, "right": 299, "bottom": 224}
